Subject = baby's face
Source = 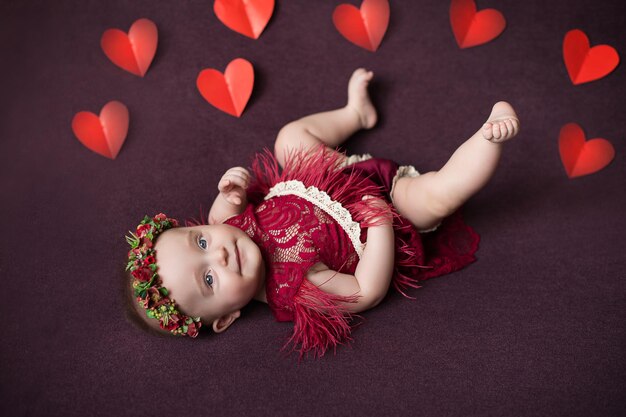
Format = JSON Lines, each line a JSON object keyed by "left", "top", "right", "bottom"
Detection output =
{"left": 154, "top": 223, "right": 265, "bottom": 332}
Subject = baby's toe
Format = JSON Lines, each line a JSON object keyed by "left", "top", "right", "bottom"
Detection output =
{"left": 353, "top": 68, "right": 367, "bottom": 79}
{"left": 504, "top": 119, "right": 514, "bottom": 137}
{"left": 358, "top": 71, "right": 373, "bottom": 84}
{"left": 492, "top": 122, "right": 501, "bottom": 139}
{"left": 499, "top": 121, "right": 509, "bottom": 137}
{"left": 482, "top": 123, "right": 493, "bottom": 140}
{"left": 511, "top": 118, "right": 520, "bottom": 134}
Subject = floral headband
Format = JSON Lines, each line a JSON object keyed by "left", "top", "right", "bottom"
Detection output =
{"left": 125, "top": 213, "right": 202, "bottom": 337}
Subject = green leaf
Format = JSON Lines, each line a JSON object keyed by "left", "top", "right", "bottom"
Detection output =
{"left": 126, "top": 232, "right": 140, "bottom": 247}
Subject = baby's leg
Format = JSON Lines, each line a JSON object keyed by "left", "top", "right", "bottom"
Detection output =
{"left": 392, "top": 102, "right": 520, "bottom": 230}
{"left": 274, "top": 68, "right": 377, "bottom": 167}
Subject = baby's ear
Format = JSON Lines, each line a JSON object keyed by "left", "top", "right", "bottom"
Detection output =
{"left": 212, "top": 310, "right": 241, "bottom": 333}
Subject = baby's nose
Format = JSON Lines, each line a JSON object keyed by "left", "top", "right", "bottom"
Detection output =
{"left": 211, "top": 246, "right": 228, "bottom": 266}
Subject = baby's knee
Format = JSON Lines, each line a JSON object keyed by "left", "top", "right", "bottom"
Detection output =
{"left": 274, "top": 123, "right": 301, "bottom": 166}
{"left": 275, "top": 122, "right": 318, "bottom": 167}
{"left": 392, "top": 172, "right": 452, "bottom": 228}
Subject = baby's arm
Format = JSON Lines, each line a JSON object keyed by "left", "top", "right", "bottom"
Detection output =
{"left": 307, "top": 224, "right": 394, "bottom": 313}
{"left": 306, "top": 198, "right": 395, "bottom": 313}
{"left": 208, "top": 167, "right": 249, "bottom": 224}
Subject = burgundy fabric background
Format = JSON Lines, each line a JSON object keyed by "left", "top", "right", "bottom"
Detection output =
{"left": 1, "top": 1, "right": 624, "bottom": 416}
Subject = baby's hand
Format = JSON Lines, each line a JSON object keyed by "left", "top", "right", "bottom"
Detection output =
{"left": 218, "top": 167, "right": 250, "bottom": 205}
{"left": 361, "top": 195, "right": 393, "bottom": 227}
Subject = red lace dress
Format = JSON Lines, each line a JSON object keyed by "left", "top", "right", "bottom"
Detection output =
{"left": 224, "top": 147, "right": 480, "bottom": 358}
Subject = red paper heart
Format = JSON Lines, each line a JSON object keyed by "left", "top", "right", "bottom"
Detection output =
{"left": 72, "top": 101, "right": 129, "bottom": 159}
{"left": 196, "top": 58, "right": 254, "bottom": 117}
{"left": 449, "top": 0, "right": 506, "bottom": 49}
{"left": 101, "top": 18, "right": 158, "bottom": 77}
{"left": 563, "top": 29, "right": 620, "bottom": 85}
{"left": 213, "top": 0, "right": 274, "bottom": 39}
{"left": 332, "top": 0, "right": 390, "bottom": 52}
{"left": 558, "top": 123, "right": 615, "bottom": 178}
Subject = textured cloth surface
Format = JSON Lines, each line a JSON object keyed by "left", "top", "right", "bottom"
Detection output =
{"left": 1, "top": 1, "right": 625, "bottom": 417}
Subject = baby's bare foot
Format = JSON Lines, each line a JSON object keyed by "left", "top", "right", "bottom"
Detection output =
{"left": 347, "top": 68, "right": 377, "bottom": 129}
{"left": 482, "top": 101, "right": 520, "bottom": 143}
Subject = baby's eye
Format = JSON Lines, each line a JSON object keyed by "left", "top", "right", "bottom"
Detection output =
{"left": 198, "top": 236, "right": 207, "bottom": 250}
{"left": 204, "top": 271, "right": 214, "bottom": 288}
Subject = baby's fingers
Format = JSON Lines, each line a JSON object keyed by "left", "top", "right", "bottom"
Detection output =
{"left": 362, "top": 195, "right": 385, "bottom": 206}
{"left": 218, "top": 178, "right": 234, "bottom": 192}
{"left": 225, "top": 167, "right": 250, "bottom": 181}
{"left": 227, "top": 195, "right": 243, "bottom": 205}
{"left": 223, "top": 168, "right": 250, "bottom": 188}
{"left": 361, "top": 195, "right": 393, "bottom": 225}
{"left": 219, "top": 174, "right": 246, "bottom": 192}
{"left": 225, "top": 189, "right": 245, "bottom": 205}
{"left": 224, "top": 174, "right": 247, "bottom": 190}
{"left": 227, "top": 166, "right": 250, "bottom": 177}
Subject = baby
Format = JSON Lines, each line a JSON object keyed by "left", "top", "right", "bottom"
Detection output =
{"left": 125, "top": 68, "right": 520, "bottom": 357}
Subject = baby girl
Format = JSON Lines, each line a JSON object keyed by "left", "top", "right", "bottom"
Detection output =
{"left": 125, "top": 68, "right": 520, "bottom": 357}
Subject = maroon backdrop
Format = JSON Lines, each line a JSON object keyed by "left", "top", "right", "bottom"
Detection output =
{"left": 1, "top": 1, "right": 624, "bottom": 416}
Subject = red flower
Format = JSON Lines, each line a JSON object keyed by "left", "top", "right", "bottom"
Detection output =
{"left": 131, "top": 266, "right": 153, "bottom": 282}
{"left": 143, "top": 255, "right": 156, "bottom": 266}
{"left": 138, "top": 287, "right": 162, "bottom": 309}
{"left": 154, "top": 213, "right": 167, "bottom": 221}
{"left": 137, "top": 224, "right": 153, "bottom": 238}
{"left": 162, "top": 313, "right": 182, "bottom": 331}
{"left": 186, "top": 320, "right": 201, "bottom": 337}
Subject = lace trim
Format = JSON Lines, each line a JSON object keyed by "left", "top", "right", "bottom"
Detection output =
{"left": 390, "top": 165, "right": 420, "bottom": 202}
{"left": 341, "top": 153, "right": 373, "bottom": 167}
{"left": 265, "top": 180, "right": 365, "bottom": 258}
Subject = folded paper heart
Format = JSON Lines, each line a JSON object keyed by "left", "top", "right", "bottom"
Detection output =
{"left": 213, "top": 0, "right": 274, "bottom": 39}
{"left": 196, "top": 58, "right": 254, "bottom": 117}
{"left": 71, "top": 101, "right": 129, "bottom": 159}
{"left": 563, "top": 29, "right": 620, "bottom": 85}
{"left": 449, "top": 0, "right": 506, "bottom": 49}
{"left": 101, "top": 18, "right": 158, "bottom": 77}
{"left": 558, "top": 123, "right": 615, "bottom": 178}
{"left": 332, "top": 0, "right": 389, "bottom": 52}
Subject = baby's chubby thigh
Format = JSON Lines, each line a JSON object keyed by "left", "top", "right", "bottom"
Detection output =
{"left": 273, "top": 122, "right": 347, "bottom": 168}
{"left": 391, "top": 171, "right": 450, "bottom": 232}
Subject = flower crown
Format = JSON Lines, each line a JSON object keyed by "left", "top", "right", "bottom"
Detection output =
{"left": 125, "top": 213, "right": 202, "bottom": 337}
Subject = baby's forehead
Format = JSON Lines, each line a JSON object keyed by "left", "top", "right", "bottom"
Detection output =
{"left": 169, "top": 224, "right": 211, "bottom": 234}
{"left": 159, "top": 224, "right": 214, "bottom": 244}
{"left": 155, "top": 227, "right": 191, "bottom": 251}
{"left": 180, "top": 224, "right": 215, "bottom": 231}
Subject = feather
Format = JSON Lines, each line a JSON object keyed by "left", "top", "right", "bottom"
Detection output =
{"left": 282, "top": 278, "right": 363, "bottom": 360}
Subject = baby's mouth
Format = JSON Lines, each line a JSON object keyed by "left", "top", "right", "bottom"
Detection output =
{"left": 234, "top": 242, "right": 241, "bottom": 272}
